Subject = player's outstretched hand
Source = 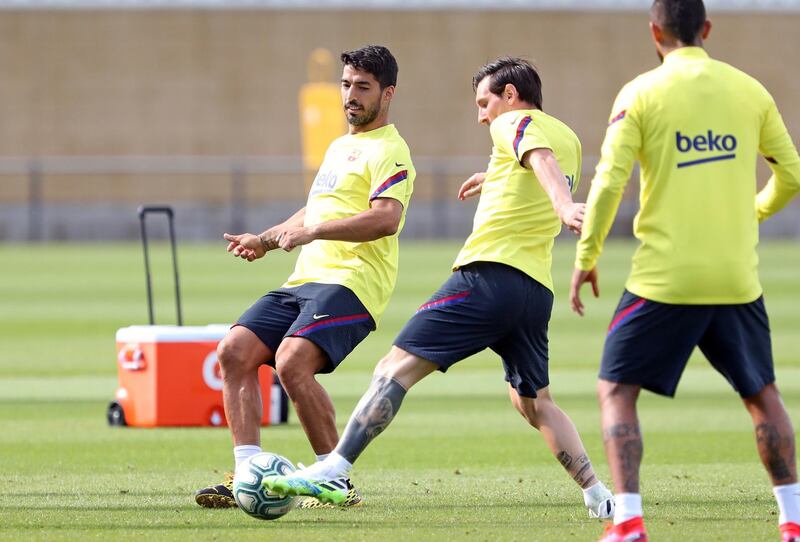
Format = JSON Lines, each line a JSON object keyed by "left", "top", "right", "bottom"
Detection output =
{"left": 277, "top": 226, "right": 316, "bottom": 252}
{"left": 223, "top": 232, "right": 264, "bottom": 262}
{"left": 458, "top": 172, "right": 486, "bottom": 200}
{"left": 570, "top": 267, "right": 599, "bottom": 316}
{"left": 558, "top": 202, "right": 585, "bottom": 235}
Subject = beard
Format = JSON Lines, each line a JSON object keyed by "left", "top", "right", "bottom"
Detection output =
{"left": 345, "top": 100, "right": 381, "bottom": 127}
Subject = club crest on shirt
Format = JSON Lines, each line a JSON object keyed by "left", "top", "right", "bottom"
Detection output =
{"left": 347, "top": 149, "right": 362, "bottom": 162}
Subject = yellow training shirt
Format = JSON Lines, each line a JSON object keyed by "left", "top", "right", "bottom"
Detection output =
{"left": 454, "top": 109, "right": 581, "bottom": 292}
{"left": 577, "top": 47, "right": 800, "bottom": 304}
{"left": 284, "top": 123, "right": 415, "bottom": 323}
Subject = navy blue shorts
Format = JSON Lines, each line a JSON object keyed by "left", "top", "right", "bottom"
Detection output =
{"left": 600, "top": 290, "right": 775, "bottom": 398}
{"left": 236, "top": 283, "right": 375, "bottom": 374}
{"left": 393, "top": 262, "right": 553, "bottom": 398}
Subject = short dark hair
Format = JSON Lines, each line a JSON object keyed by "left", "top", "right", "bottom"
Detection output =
{"left": 651, "top": 0, "right": 706, "bottom": 44}
{"left": 472, "top": 57, "right": 543, "bottom": 110}
{"left": 340, "top": 45, "right": 398, "bottom": 89}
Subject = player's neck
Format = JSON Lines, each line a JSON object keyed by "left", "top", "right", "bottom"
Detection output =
{"left": 348, "top": 117, "right": 390, "bottom": 135}
{"left": 658, "top": 40, "right": 704, "bottom": 59}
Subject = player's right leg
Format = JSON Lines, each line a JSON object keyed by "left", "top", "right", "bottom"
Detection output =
{"left": 264, "top": 346, "right": 438, "bottom": 504}
{"left": 194, "top": 325, "right": 274, "bottom": 508}
{"left": 594, "top": 291, "right": 708, "bottom": 540}
{"left": 195, "top": 290, "right": 297, "bottom": 508}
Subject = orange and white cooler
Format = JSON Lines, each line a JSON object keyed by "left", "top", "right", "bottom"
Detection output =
{"left": 110, "top": 324, "right": 287, "bottom": 427}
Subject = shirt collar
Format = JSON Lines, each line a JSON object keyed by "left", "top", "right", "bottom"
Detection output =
{"left": 663, "top": 46, "right": 710, "bottom": 64}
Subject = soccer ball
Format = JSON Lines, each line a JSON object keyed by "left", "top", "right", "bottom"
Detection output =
{"left": 233, "top": 452, "right": 296, "bottom": 520}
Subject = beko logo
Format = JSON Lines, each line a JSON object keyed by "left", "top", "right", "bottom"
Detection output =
{"left": 675, "top": 130, "right": 737, "bottom": 168}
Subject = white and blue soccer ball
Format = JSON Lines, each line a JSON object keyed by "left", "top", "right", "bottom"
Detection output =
{"left": 233, "top": 452, "right": 296, "bottom": 520}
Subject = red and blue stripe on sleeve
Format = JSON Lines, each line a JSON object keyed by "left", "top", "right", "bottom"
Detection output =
{"left": 370, "top": 170, "right": 408, "bottom": 201}
{"left": 512, "top": 115, "right": 533, "bottom": 162}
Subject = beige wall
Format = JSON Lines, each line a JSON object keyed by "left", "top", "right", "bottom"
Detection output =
{"left": 1, "top": 9, "right": 798, "bottom": 161}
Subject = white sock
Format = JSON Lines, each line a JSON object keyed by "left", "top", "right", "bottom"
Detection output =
{"left": 774, "top": 483, "right": 800, "bottom": 524}
{"left": 233, "top": 445, "right": 262, "bottom": 469}
{"left": 302, "top": 451, "right": 353, "bottom": 480}
{"left": 614, "top": 493, "right": 643, "bottom": 525}
{"left": 315, "top": 453, "right": 329, "bottom": 462}
{"left": 583, "top": 480, "right": 611, "bottom": 503}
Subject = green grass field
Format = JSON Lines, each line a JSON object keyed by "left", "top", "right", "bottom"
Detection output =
{"left": 1, "top": 239, "right": 799, "bottom": 541}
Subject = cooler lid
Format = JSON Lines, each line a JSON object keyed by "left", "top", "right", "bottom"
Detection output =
{"left": 116, "top": 324, "right": 231, "bottom": 343}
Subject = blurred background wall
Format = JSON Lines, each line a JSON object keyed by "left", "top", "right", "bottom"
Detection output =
{"left": 1, "top": 3, "right": 799, "bottom": 240}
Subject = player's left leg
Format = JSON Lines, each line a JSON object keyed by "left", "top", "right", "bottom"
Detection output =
{"left": 700, "top": 297, "right": 799, "bottom": 540}
{"left": 742, "top": 384, "right": 800, "bottom": 542}
{"left": 274, "top": 337, "right": 338, "bottom": 454}
{"left": 266, "top": 263, "right": 523, "bottom": 504}
{"left": 510, "top": 385, "right": 614, "bottom": 518}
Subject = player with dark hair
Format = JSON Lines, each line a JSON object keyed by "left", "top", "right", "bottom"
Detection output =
{"left": 264, "top": 56, "right": 615, "bottom": 519}
{"left": 569, "top": 1, "right": 800, "bottom": 540}
{"left": 194, "top": 44, "right": 415, "bottom": 510}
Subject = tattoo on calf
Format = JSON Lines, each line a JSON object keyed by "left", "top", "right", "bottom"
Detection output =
{"left": 572, "top": 454, "right": 595, "bottom": 488}
{"left": 604, "top": 423, "right": 640, "bottom": 440}
{"left": 336, "top": 375, "right": 408, "bottom": 464}
{"left": 604, "top": 422, "right": 643, "bottom": 493}
{"left": 557, "top": 451, "right": 595, "bottom": 488}
{"left": 756, "top": 423, "right": 793, "bottom": 482}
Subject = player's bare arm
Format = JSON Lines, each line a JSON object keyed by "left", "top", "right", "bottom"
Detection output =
{"left": 523, "top": 147, "right": 584, "bottom": 235}
{"left": 224, "top": 207, "right": 307, "bottom": 262}
{"left": 569, "top": 267, "right": 600, "bottom": 317}
{"left": 278, "top": 198, "right": 403, "bottom": 251}
{"left": 457, "top": 172, "right": 486, "bottom": 200}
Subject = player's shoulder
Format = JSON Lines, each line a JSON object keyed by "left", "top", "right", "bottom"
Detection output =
{"left": 619, "top": 66, "right": 664, "bottom": 102}
{"left": 368, "top": 125, "right": 414, "bottom": 165}
{"left": 709, "top": 57, "right": 773, "bottom": 101}
{"left": 533, "top": 110, "right": 579, "bottom": 140}
{"left": 491, "top": 109, "right": 537, "bottom": 139}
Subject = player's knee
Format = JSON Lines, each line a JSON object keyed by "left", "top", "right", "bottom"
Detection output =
{"left": 373, "top": 347, "right": 408, "bottom": 378}
{"left": 216, "top": 336, "right": 251, "bottom": 378}
{"left": 515, "top": 397, "right": 547, "bottom": 429}
{"left": 273, "top": 360, "right": 303, "bottom": 393}
{"left": 597, "top": 379, "right": 638, "bottom": 407}
{"left": 274, "top": 355, "right": 319, "bottom": 394}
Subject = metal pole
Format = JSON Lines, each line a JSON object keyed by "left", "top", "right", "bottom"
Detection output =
{"left": 230, "top": 163, "right": 246, "bottom": 234}
{"left": 138, "top": 208, "right": 155, "bottom": 325}
{"left": 166, "top": 209, "right": 183, "bottom": 326}
{"left": 27, "top": 159, "right": 43, "bottom": 241}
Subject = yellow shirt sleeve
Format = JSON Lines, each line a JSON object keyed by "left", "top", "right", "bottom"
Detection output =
{"left": 367, "top": 147, "right": 412, "bottom": 206}
{"left": 756, "top": 99, "right": 800, "bottom": 222}
{"left": 575, "top": 82, "right": 643, "bottom": 271}
{"left": 502, "top": 114, "right": 552, "bottom": 165}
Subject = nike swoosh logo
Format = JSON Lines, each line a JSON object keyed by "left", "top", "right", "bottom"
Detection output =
{"left": 395, "top": 162, "right": 405, "bottom": 167}
{"left": 312, "top": 314, "right": 330, "bottom": 320}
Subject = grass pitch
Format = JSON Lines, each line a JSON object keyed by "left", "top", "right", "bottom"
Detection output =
{"left": 1, "top": 239, "right": 799, "bottom": 541}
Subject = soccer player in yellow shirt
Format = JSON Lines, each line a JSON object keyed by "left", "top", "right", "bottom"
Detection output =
{"left": 264, "top": 56, "right": 615, "bottom": 519}
{"left": 570, "top": 2, "right": 800, "bottom": 541}
{"left": 194, "top": 45, "right": 415, "bottom": 509}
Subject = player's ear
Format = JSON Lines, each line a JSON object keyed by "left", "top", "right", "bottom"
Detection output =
{"left": 649, "top": 21, "right": 663, "bottom": 44}
{"left": 503, "top": 83, "right": 518, "bottom": 104}
{"left": 382, "top": 85, "right": 396, "bottom": 102}
{"left": 701, "top": 20, "right": 712, "bottom": 40}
